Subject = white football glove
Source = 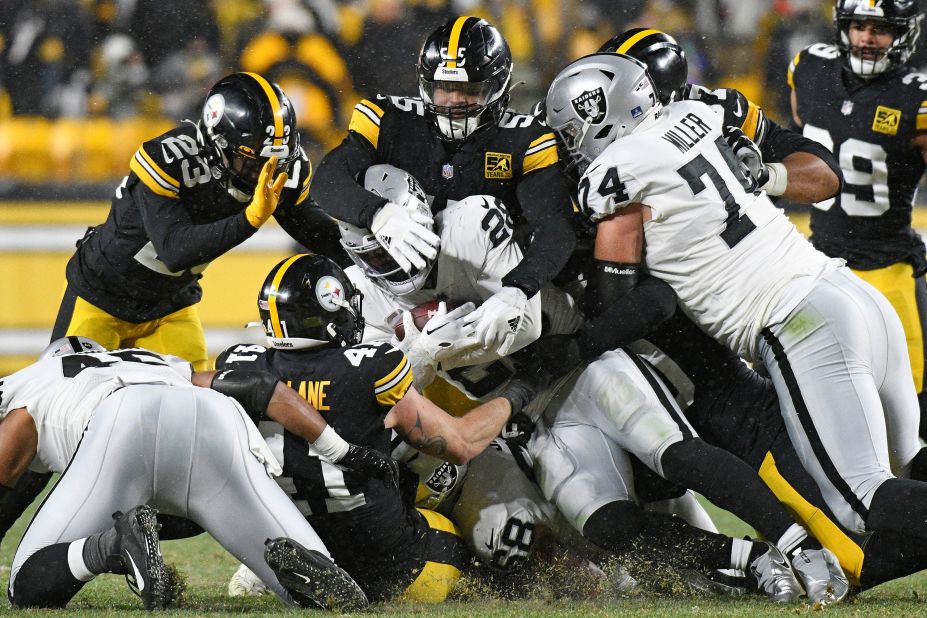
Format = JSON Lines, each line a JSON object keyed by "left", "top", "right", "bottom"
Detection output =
{"left": 370, "top": 196, "right": 440, "bottom": 274}
{"left": 390, "top": 302, "right": 478, "bottom": 388}
{"left": 464, "top": 287, "right": 528, "bottom": 355}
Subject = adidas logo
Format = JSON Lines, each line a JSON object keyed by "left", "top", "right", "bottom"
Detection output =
{"left": 507, "top": 316, "right": 520, "bottom": 333}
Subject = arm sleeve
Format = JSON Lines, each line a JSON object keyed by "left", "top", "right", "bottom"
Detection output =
{"left": 134, "top": 180, "right": 256, "bottom": 273}
{"left": 502, "top": 166, "right": 576, "bottom": 297}
{"left": 310, "top": 132, "right": 386, "bottom": 228}
{"left": 274, "top": 198, "right": 347, "bottom": 257}
{"left": 578, "top": 274, "right": 677, "bottom": 359}
{"left": 760, "top": 119, "right": 843, "bottom": 184}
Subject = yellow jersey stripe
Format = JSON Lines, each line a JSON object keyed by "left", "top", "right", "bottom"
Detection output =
{"left": 525, "top": 134, "right": 558, "bottom": 156}
{"left": 349, "top": 101, "right": 383, "bottom": 149}
{"left": 244, "top": 72, "right": 284, "bottom": 147}
{"left": 615, "top": 28, "right": 661, "bottom": 55}
{"left": 740, "top": 101, "right": 761, "bottom": 141}
{"left": 130, "top": 152, "right": 179, "bottom": 198}
{"left": 446, "top": 16, "right": 472, "bottom": 69}
{"left": 918, "top": 102, "right": 927, "bottom": 131}
{"left": 375, "top": 356, "right": 412, "bottom": 406}
{"left": 523, "top": 143, "right": 558, "bottom": 173}
{"left": 527, "top": 132, "right": 557, "bottom": 151}
{"left": 296, "top": 162, "right": 312, "bottom": 205}
{"left": 759, "top": 452, "right": 864, "bottom": 585}
{"left": 787, "top": 51, "right": 801, "bottom": 89}
{"left": 137, "top": 146, "right": 179, "bottom": 188}
{"left": 268, "top": 254, "right": 304, "bottom": 338}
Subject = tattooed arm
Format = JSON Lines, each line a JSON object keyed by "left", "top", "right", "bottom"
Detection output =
{"left": 384, "top": 386, "right": 511, "bottom": 465}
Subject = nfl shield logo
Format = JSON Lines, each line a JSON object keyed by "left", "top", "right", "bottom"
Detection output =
{"left": 841, "top": 100, "right": 854, "bottom": 116}
{"left": 442, "top": 164, "right": 454, "bottom": 179}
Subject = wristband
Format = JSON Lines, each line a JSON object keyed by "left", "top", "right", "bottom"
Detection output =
{"left": 313, "top": 425, "right": 350, "bottom": 462}
{"left": 761, "top": 163, "right": 788, "bottom": 197}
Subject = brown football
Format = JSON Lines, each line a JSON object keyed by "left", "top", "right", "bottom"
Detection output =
{"left": 394, "top": 299, "right": 466, "bottom": 341}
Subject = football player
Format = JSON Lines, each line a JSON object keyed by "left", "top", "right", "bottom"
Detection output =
{"left": 599, "top": 28, "right": 842, "bottom": 205}
{"left": 788, "top": 0, "right": 927, "bottom": 437}
{"left": 0, "top": 336, "right": 397, "bottom": 610}
{"left": 546, "top": 50, "right": 927, "bottom": 565}
{"left": 312, "top": 16, "right": 577, "bottom": 354}
{"left": 218, "top": 253, "right": 537, "bottom": 603}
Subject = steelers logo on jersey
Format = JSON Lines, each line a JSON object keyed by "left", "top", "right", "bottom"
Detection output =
{"left": 571, "top": 87, "right": 607, "bottom": 124}
{"left": 872, "top": 105, "right": 901, "bottom": 136}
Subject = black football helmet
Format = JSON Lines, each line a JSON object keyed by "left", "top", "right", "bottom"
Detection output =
{"left": 258, "top": 253, "right": 364, "bottom": 350}
{"left": 834, "top": 0, "right": 922, "bottom": 76}
{"left": 199, "top": 72, "right": 300, "bottom": 201}
{"left": 418, "top": 16, "right": 513, "bottom": 142}
{"left": 599, "top": 28, "right": 688, "bottom": 105}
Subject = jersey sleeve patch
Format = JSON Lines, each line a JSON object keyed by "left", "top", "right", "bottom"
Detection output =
{"left": 348, "top": 99, "right": 385, "bottom": 150}
{"left": 374, "top": 353, "right": 413, "bottom": 407}
{"left": 129, "top": 143, "right": 180, "bottom": 198}
{"left": 522, "top": 132, "right": 559, "bottom": 173}
{"left": 918, "top": 100, "right": 927, "bottom": 131}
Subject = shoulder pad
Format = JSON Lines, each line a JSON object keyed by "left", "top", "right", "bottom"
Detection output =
{"left": 216, "top": 343, "right": 268, "bottom": 369}
{"left": 374, "top": 94, "right": 427, "bottom": 117}
{"left": 341, "top": 341, "right": 412, "bottom": 407}
{"left": 129, "top": 124, "right": 212, "bottom": 199}
{"left": 279, "top": 146, "right": 313, "bottom": 206}
{"left": 789, "top": 44, "right": 839, "bottom": 89}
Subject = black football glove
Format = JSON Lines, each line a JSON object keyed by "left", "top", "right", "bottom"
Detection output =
{"left": 722, "top": 125, "right": 768, "bottom": 193}
{"left": 499, "top": 375, "right": 539, "bottom": 418}
{"left": 337, "top": 444, "right": 399, "bottom": 489}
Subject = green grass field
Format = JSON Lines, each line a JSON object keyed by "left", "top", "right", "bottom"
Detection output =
{"left": 2, "top": 494, "right": 927, "bottom": 616}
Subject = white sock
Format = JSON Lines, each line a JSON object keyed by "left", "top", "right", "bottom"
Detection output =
{"left": 67, "top": 538, "right": 97, "bottom": 582}
{"left": 776, "top": 523, "right": 809, "bottom": 557}
{"left": 730, "top": 537, "right": 755, "bottom": 571}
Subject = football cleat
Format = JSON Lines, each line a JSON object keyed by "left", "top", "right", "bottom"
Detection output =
{"left": 749, "top": 542, "right": 801, "bottom": 603}
{"left": 228, "top": 563, "right": 269, "bottom": 597}
{"left": 264, "top": 538, "right": 368, "bottom": 611}
{"left": 112, "top": 506, "right": 173, "bottom": 610}
{"left": 680, "top": 569, "right": 749, "bottom": 596}
{"left": 790, "top": 548, "right": 849, "bottom": 607}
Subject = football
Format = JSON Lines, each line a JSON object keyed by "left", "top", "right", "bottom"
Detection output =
{"left": 394, "top": 299, "right": 466, "bottom": 341}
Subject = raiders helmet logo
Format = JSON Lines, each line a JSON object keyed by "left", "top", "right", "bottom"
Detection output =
{"left": 571, "top": 87, "right": 607, "bottom": 125}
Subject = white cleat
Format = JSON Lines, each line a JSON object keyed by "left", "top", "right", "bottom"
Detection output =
{"left": 228, "top": 563, "right": 269, "bottom": 597}
{"left": 790, "top": 548, "right": 849, "bottom": 606}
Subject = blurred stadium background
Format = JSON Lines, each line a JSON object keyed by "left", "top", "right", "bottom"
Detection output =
{"left": 2, "top": 0, "right": 926, "bottom": 374}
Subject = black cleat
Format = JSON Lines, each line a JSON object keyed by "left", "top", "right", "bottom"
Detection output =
{"left": 264, "top": 537, "right": 368, "bottom": 612}
{"left": 112, "top": 506, "right": 172, "bottom": 610}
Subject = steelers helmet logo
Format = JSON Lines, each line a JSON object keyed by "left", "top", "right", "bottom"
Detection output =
{"left": 203, "top": 94, "right": 225, "bottom": 128}
{"left": 316, "top": 276, "right": 346, "bottom": 312}
{"left": 571, "top": 87, "right": 607, "bottom": 125}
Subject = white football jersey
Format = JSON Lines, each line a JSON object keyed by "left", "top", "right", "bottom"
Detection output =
{"left": 350, "top": 197, "right": 581, "bottom": 369}
{"left": 581, "top": 100, "right": 841, "bottom": 360}
{"left": 0, "top": 349, "right": 193, "bottom": 472}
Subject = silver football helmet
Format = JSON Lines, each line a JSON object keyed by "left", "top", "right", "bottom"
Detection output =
{"left": 546, "top": 53, "right": 662, "bottom": 176}
{"left": 40, "top": 336, "right": 106, "bottom": 359}
{"left": 338, "top": 164, "right": 435, "bottom": 296}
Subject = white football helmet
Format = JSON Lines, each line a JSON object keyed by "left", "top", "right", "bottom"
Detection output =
{"left": 546, "top": 53, "right": 662, "bottom": 176}
{"left": 339, "top": 164, "right": 435, "bottom": 296}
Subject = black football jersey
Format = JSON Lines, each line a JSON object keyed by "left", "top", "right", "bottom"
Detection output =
{"left": 789, "top": 44, "right": 927, "bottom": 273}
{"left": 65, "top": 123, "right": 316, "bottom": 322}
{"left": 217, "top": 341, "right": 442, "bottom": 599}
{"left": 348, "top": 95, "right": 559, "bottom": 216}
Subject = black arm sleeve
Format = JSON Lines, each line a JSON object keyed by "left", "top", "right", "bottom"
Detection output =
{"left": 135, "top": 182, "right": 256, "bottom": 273}
{"left": 310, "top": 132, "right": 386, "bottom": 228}
{"left": 209, "top": 369, "right": 279, "bottom": 424}
{"left": 761, "top": 119, "right": 843, "bottom": 186}
{"left": 503, "top": 166, "right": 576, "bottom": 297}
{"left": 577, "top": 274, "right": 677, "bottom": 359}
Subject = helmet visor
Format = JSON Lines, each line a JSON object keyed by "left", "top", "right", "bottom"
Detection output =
{"left": 420, "top": 79, "right": 496, "bottom": 117}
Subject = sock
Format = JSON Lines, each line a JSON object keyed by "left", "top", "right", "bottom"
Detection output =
{"left": 660, "top": 439, "right": 795, "bottom": 542}
{"left": 81, "top": 525, "right": 124, "bottom": 575}
{"left": 730, "top": 537, "right": 755, "bottom": 572}
{"left": 10, "top": 543, "right": 86, "bottom": 608}
{"left": 776, "top": 522, "right": 821, "bottom": 556}
{"left": 67, "top": 539, "right": 96, "bottom": 581}
{"left": 867, "top": 478, "right": 927, "bottom": 539}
